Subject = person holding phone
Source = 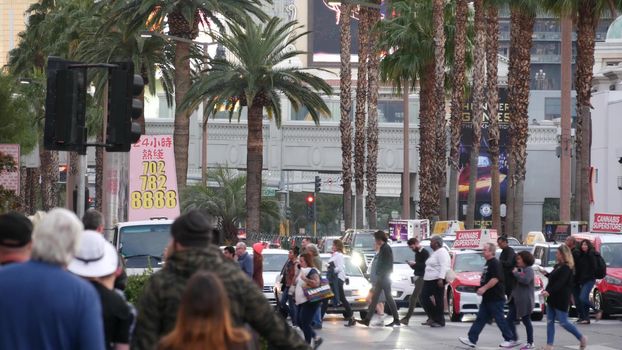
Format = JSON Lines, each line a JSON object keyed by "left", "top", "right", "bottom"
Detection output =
{"left": 401, "top": 237, "right": 429, "bottom": 326}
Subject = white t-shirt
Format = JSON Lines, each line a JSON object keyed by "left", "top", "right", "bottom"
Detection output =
{"left": 424, "top": 248, "right": 451, "bottom": 281}
{"left": 329, "top": 252, "right": 347, "bottom": 281}
{"left": 295, "top": 267, "right": 319, "bottom": 305}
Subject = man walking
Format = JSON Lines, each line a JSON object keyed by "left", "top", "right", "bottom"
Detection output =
{"left": 498, "top": 236, "right": 516, "bottom": 299}
{"left": 459, "top": 243, "right": 517, "bottom": 348}
{"left": 400, "top": 237, "right": 429, "bottom": 325}
{"left": 132, "top": 210, "right": 308, "bottom": 350}
{"left": 0, "top": 212, "right": 33, "bottom": 266}
{"left": 236, "top": 241, "right": 253, "bottom": 278}
{"left": 421, "top": 235, "right": 450, "bottom": 327}
{"left": 280, "top": 246, "right": 300, "bottom": 326}
{"left": 358, "top": 231, "right": 400, "bottom": 327}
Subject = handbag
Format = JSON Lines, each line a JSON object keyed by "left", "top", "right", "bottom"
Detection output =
{"left": 445, "top": 269, "right": 457, "bottom": 283}
{"left": 302, "top": 269, "right": 334, "bottom": 302}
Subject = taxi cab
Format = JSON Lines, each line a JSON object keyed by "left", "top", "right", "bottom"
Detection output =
{"left": 446, "top": 230, "right": 545, "bottom": 322}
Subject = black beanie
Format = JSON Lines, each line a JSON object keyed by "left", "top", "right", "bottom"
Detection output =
{"left": 0, "top": 212, "right": 33, "bottom": 247}
{"left": 171, "top": 210, "right": 213, "bottom": 247}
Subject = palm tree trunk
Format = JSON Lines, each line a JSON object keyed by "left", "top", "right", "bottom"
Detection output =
{"left": 246, "top": 104, "right": 264, "bottom": 235}
{"left": 28, "top": 167, "right": 39, "bottom": 213}
{"left": 508, "top": 7, "right": 535, "bottom": 237}
{"left": 173, "top": 40, "right": 192, "bottom": 192}
{"left": 340, "top": 3, "right": 354, "bottom": 230}
{"left": 67, "top": 152, "right": 79, "bottom": 211}
{"left": 487, "top": 4, "right": 502, "bottom": 233}
{"left": 418, "top": 63, "right": 437, "bottom": 219}
{"left": 448, "top": 0, "right": 468, "bottom": 220}
{"left": 467, "top": 0, "right": 486, "bottom": 229}
{"left": 354, "top": 7, "right": 370, "bottom": 228}
{"left": 575, "top": 0, "right": 597, "bottom": 222}
{"left": 366, "top": 2, "right": 381, "bottom": 229}
{"left": 433, "top": 0, "right": 447, "bottom": 221}
{"left": 506, "top": 156, "right": 515, "bottom": 235}
{"left": 40, "top": 148, "right": 59, "bottom": 211}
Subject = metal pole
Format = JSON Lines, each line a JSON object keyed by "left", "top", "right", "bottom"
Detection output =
{"left": 402, "top": 80, "right": 411, "bottom": 219}
{"left": 560, "top": 16, "right": 572, "bottom": 221}
{"left": 201, "top": 43, "right": 209, "bottom": 186}
{"left": 76, "top": 153, "right": 86, "bottom": 218}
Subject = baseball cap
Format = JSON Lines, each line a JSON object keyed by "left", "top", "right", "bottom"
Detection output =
{"left": 68, "top": 230, "right": 118, "bottom": 278}
{"left": 0, "top": 212, "right": 33, "bottom": 247}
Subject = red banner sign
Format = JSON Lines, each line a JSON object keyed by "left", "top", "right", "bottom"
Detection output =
{"left": 592, "top": 213, "right": 622, "bottom": 233}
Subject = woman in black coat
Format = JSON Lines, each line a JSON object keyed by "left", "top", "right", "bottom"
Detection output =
{"left": 574, "top": 239, "right": 602, "bottom": 323}
{"left": 540, "top": 245, "right": 587, "bottom": 350}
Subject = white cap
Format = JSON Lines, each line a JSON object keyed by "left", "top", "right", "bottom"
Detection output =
{"left": 68, "top": 230, "right": 118, "bottom": 278}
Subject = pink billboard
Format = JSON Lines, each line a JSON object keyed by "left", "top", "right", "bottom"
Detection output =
{"left": 128, "top": 135, "right": 180, "bottom": 221}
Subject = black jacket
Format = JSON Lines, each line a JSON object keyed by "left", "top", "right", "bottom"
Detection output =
{"left": 374, "top": 242, "right": 394, "bottom": 277}
{"left": 499, "top": 246, "right": 516, "bottom": 294}
{"left": 575, "top": 250, "right": 597, "bottom": 284}
{"left": 410, "top": 247, "right": 429, "bottom": 277}
{"left": 545, "top": 264, "right": 574, "bottom": 311}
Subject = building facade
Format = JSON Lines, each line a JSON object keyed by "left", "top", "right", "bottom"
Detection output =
{"left": 0, "top": 0, "right": 32, "bottom": 69}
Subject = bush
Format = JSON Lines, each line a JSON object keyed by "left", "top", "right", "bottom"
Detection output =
{"left": 124, "top": 269, "right": 153, "bottom": 304}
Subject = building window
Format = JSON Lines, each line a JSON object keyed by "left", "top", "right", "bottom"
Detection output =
{"left": 158, "top": 95, "right": 174, "bottom": 119}
{"left": 544, "top": 97, "right": 577, "bottom": 121}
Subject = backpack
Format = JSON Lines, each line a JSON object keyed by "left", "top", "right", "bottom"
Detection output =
{"left": 594, "top": 252, "right": 607, "bottom": 279}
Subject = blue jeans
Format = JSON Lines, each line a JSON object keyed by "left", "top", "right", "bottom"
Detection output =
{"left": 313, "top": 305, "right": 322, "bottom": 326}
{"left": 546, "top": 307, "right": 583, "bottom": 346}
{"left": 576, "top": 280, "right": 596, "bottom": 320}
{"left": 298, "top": 301, "right": 321, "bottom": 343}
{"left": 280, "top": 287, "right": 298, "bottom": 326}
{"left": 468, "top": 300, "right": 513, "bottom": 344}
{"left": 507, "top": 303, "right": 533, "bottom": 344}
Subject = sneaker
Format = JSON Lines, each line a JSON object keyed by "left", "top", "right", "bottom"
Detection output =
{"left": 459, "top": 337, "right": 476, "bottom": 348}
{"left": 344, "top": 318, "right": 356, "bottom": 327}
{"left": 499, "top": 340, "right": 519, "bottom": 348}
{"left": 313, "top": 337, "right": 323, "bottom": 349}
{"left": 356, "top": 319, "right": 370, "bottom": 327}
{"left": 429, "top": 322, "right": 444, "bottom": 328}
{"left": 400, "top": 316, "right": 410, "bottom": 326}
{"left": 385, "top": 320, "right": 401, "bottom": 327}
{"left": 421, "top": 319, "right": 433, "bottom": 326}
{"left": 519, "top": 343, "right": 535, "bottom": 350}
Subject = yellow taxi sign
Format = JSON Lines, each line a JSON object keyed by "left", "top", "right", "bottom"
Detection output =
{"left": 433, "top": 220, "right": 465, "bottom": 236}
{"left": 524, "top": 231, "right": 546, "bottom": 245}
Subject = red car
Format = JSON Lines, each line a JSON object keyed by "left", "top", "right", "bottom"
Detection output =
{"left": 446, "top": 250, "right": 545, "bottom": 322}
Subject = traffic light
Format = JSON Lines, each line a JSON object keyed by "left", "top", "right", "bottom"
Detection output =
{"left": 306, "top": 194, "right": 315, "bottom": 220}
{"left": 105, "top": 61, "right": 144, "bottom": 152}
{"left": 314, "top": 176, "right": 322, "bottom": 193}
{"left": 44, "top": 56, "right": 87, "bottom": 154}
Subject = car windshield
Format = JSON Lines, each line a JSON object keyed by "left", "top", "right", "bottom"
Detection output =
{"left": 263, "top": 253, "right": 289, "bottom": 272}
{"left": 508, "top": 237, "right": 521, "bottom": 246}
{"left": 453, "top": 253, "right": 486, "bottom": 273}
{"left": 321, "top": 257, "right": 364, "bottom": 277}
{"left": 119, "top": 224, "right": 171, "bottom": 268}
{"left": 600, "top": 243, "right": 622, "bottom": 268}
{"left": 353, "top": 234, "right": 375, "bottom": 250}
{"left": 392, "top": 246, "right": 414, "bottom": 264}
{"left": 547, "top": 249, "right": 558, "bottom": 266}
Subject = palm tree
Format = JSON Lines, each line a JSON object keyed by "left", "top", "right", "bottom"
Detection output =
{"left": 340, "top": 2, "right": 354, "bottom": 230}
{"left": 110, "top": 0, "right": 267, "bottom": 191}
{"left": 433, "top": 0, "right": 448, "bottom": 220}
{"left": 466, "top": 0, "right": 487, "bottom": 229}
{"left": 486, "top": 1, "right": 502, "bottom": 232}
{"left": 448, "top": 0, "right": 469, "bottom": 220}
{"left": 182, "top": 166, "right": 279, "bottom": 243}
{"left": 181, "top": 18, "right": 332, "bottom": 235}
{"left": 366, "top": 0, "right": 382, "bottom": 228}
{"left": 506, "top": 0, "right": 537, "bottom": 236}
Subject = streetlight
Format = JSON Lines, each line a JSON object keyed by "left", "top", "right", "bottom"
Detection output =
{"left": 140, "top": 30, "right": 224, "bottom": 185}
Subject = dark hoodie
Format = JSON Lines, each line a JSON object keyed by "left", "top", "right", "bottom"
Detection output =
{"left": 132, "top": 245, "right": 309, "bottom": 350}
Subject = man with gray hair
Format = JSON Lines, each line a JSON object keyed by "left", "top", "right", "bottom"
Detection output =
{"left": 421, "top": 235, "right": 451, "bottom": 327}
{"left": 236, "top": 241, "right": 253, "bottom": 278}
{"left": 459, "top": 242, "right": 516, "bottom": 348}
{"left": 82, "top": 208, "right": 104, "bottom": 233}
{"left": 0, "top": 208, "right": 105, "bottom": 350}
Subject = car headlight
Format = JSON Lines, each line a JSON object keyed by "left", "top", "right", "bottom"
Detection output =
{"left": 456, "top": 285, "right": 478, "bottom": 293}
{"left": 351, "top": 253, "right": 364, "bottom": 267}
{"left": 604, "top": 275, "right": 622, "bottom": 285}
{"left": 352, "top": 288, "right": 370, "bottom": 299}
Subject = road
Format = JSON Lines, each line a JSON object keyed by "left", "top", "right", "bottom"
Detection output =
{"left": 315, "top": 311, "right": 622, "bottom": 350}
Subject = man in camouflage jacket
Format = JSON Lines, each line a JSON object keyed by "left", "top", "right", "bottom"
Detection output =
{"left": 132, "top": 211, "right": 309, "bottom": 350}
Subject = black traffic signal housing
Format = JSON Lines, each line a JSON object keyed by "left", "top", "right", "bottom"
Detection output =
{"left": 106, "top": 61, "right": 144, "bottom": 152}
{"left": 44, "top": 56, "right": 87, "bottom": 154}
{"left": 314, "top": 176, "right": 322, "bottom": 193}
{"left": 306, "top": 194, "right": 315, "bottom": 220}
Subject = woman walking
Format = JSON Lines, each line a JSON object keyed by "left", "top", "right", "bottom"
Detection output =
{"left": 295, "top": 253, "right": 323, "bottom": 348}
{"left": 574, "top": 239, "right": 602, "bottom": 324}
{"left": 327, "top": 239, "right": 356, "bottom": 327}
{"left": 158, "top": 271, "right": 251, "bottom": 350}
{"left": 540, "top": 245, "right": 587, "bottom": 350}
{"left": 506, "top": 251, "right": 536, "bottom": 350}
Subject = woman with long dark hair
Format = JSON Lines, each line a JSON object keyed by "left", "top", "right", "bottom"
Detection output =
{"left": 158, "top": 271, "right": 251, "bottom": 350}
{"left": 574, "top": 239, "right": 602, "bottom": 324}
{"left": 507, "top": 251, "right": 536, "bottom": 350}
{"left": 540, "top": 245, "right": 587, "bottom": 350}
{"left": 294, "top": 252, "right": 323, "bottom": 348}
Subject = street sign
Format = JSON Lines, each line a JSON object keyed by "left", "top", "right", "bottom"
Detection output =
{"left": 262, "top": 188, "right": 276, "bottom": 197}
{"left": 592, "top": 213, "right": 622, "bottom": 233}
